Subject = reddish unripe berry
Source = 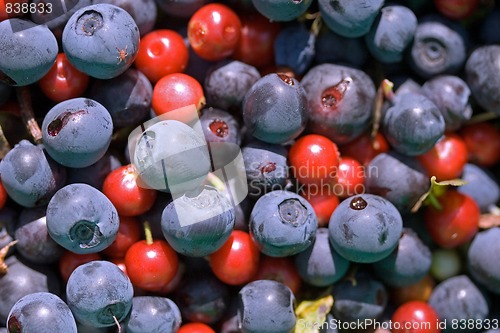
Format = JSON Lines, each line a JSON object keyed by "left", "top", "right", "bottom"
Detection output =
{"left": 253, "top": 256, "right": 302, "bottom": 294}
{"left": 101, "top": 216, "right": 142, "bottom": 258}
{"left": 135, "top": 29, "right": 189, "bottom": 83}
{"left": 102, "top": 164, "right": 157, "bottom": 217}
{"left": 392, "top": 301, "right": 441, "bottom": 333}
{"left": 59, "top": 251, "right": 102, "bottom": 283}
{"left": 124, "top": 239, "right": 179, "bottom": 292}
{"left": 459, "top": 122, "right": 500, "bottom": 167}
{"left": 417, "top": 133, "right": 468, "bottom": 181}
{"left": 300, "top": 186, "right": 339, "bottom": 227}
{"left": 178, "top": 323, "right": 216, "bottom": 333}
{"left": 152, "top": 73, "right": 206, "bottom": 116}
{"left": 288, "top": 134, "right": 340, "bottom": 186}
{"left": 433, "top": 0, "right": 480, "bottom": 20}
{"left": 209, "top": 230, "right": 260, "bottom": 285}
{"left": 335, "top": 156, "right": 365, "bottom": 198}
{"left": 188, "top": 3, "right": 241, "bottom": 61}
{"left": 424, "top": 191, "right": 480, "bottom": 249}
{"left": 339, "top": 132, "right": 389, "bottom": 166}
{"left": 38, "top": 53, "right": 90, "bottom": 102}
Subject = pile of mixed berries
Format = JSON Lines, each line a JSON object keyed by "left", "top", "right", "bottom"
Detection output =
{"left": 1, "top": 0, "right": 500, "bottom": 332}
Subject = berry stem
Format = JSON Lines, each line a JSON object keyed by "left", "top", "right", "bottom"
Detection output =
{"left": 370, "top": 79, "right": 394, "bottom": 148}
{"left": 0, "top": 240, "right": 18, "bottom": 276}
{"left": 108, "top": 308, "right": 122, "bottom": 333}
{"left": 144, "top": 221, "right": 153, "bottom": 245}
{"left": 0, "top": 123, "right": 11, "bottom": 158}
{"left": 16, "top": 87, "right": 42, "bottom": 144}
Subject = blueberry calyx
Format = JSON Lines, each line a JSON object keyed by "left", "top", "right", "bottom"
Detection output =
{"left": 278, "top": 198, "right": 307, "bottom": 226}
{"left": 8, "top": 315, "right": 21, "bottom": 333}
{"left": 47, "top": 109, "right": 88, "bottom": 136}
{"left": 350, "top": 196, "right": 367, "bottom": 210}
{"left": 209, "top": 119, "right": 229, "bottom": 137}
{"left": 260, "top": 162, "right": 277, "bottom": 174}
{"left": 76, "top": 10, "right": 104, "bottom": 36}
{"left": 421, "top": 40, "right": 445, "bottom": 65}
{"left": 321, "top": 77, "right": 352, "bottom": 109}
{"left": 98, "top": 303, "right": 126, "bottom": 325}
{"left": 278, "top": 73, "right": 295, "bottom": 85}
{"left": 69, "top": 220, "right": 103, "bottom": 248}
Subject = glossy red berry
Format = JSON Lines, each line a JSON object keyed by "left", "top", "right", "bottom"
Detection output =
{"left": 433, "top": 0, "right": 479, "bottom": 20}
{"left": 178, "top": 322, "right": 216, "bottom": 333}
{"left": 58, "top": 251, "right": 102, "bottom": 283}
{"left": 101, "top": 216, "right": 142, "bottom": 259}
{"left": 188, "top": 3, "right": 242, "bottom": 61}
{"left": 253, "top": 256, "right": 302, "bottom": 294}
{"left": 38, "top": 53, "right": 90, "bottom": 102}
{"left": 288, "top": 134, "right": 340, "bottom": 186}
{"left": 339, "top": 131, "right": 389, "bottom": 166}
{"left": 232, "top": 12, "right": 281, "bottom": 68}
{"left": 424, "top": 191, "right": 480, "bottom": 249}
{"left": 417, "top": 133, "right": 468, "bottom": 181}
{"left": 459, "top": 122, "right": 500, "bottom": 167}
{"left": 102, "top": 164, "right": 157, "bottom": 217}
{"left": 300, "top": 185, "right": 339, "bottom": 227}
{"left": 335, "top": 156, "right": 365, "bottom": 198}
{"left": 209, "top": 230, "right": 260, "bottom": 285}
{"left": 152, "top": 73, "right": 206, "bottom": 116}
{"left": 124, "top": 239, "right": 179, "bottom": 292}
{"left": 392, "top": 301, "right": 441, "bottom": 333}
{"left": 0, "top": 179, "right": 7, "bottom": 209}
{"left": 135, "top": 29, "right": 189, "bottom": 83}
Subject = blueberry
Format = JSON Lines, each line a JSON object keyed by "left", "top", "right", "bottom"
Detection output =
{"left": 458, "top": 163, "right": 500, "bottom": 213}
{"left": 0, "top": 18, "right": 58, "bottom": 86}
{"left": 408, "top": 18, "right": 467, "bottom": 78}
{"left": 14, "top": 215, "right": 64, "bottom": 265}
{"left": 274, "top": 22, "right": 315, "bottom": 76}
{"left": 7, "top": 292, "right": 77, "bottom": 333}
{"left": 328, "top": 194, "right": 403, "bottom": 263}
{"left": 295, "top": 228, "right": 350, "bottom": 287}
{"left": 249, "top": 190, "right": 317, "bottom": 257}
{"left": 318, "top": 0, "right": 384, "bottom": 38}
{"left": 175, "top": 272, "right": 229, "bottom": 324}
{"left": 66, "top": 260, "right": 134, "bottom": 328}
{"left": 200, "top": 107, "right": 241, "bottom": 146}
{"left": 421, "top": 75, "right": 472, "bottom": 131}
{"left": 62, "top": 3, "right": 140, "bottom": 79}
{"left": 465, "top": 45, "right": 500, "bottom": 115}
{"left": 46, "top": 183, "right": 119, "bottom": 254}
{"left": 124, "top": 296, "right": 182, "bottom": 333}
{"left": 93, "top": 0, "right": 158, "bottom": 36}
{"left": 0, "top": 140, "right": 66, "bottom": 208}
{"left": 204, "top": 60, "right": 261, "bottom": 112}
{"left": 0, "top": 255, "right": 61, "bottom": 324}
{"left": 242, "top": 73, "right": 308, "bottom": 144}
{"left": 300, "top": 63, "right": 376, "bottom": 145}
{"left": 41, "top": 98, "right": 114, "bottom": 168}
{"left": 155, "top": 0, "right": 206, "bottom": 18}
{"left": 238, "top": 280, "right": 296, "bottom": 333}
{"left": 468, "top": 227, "right": 500, "bottom": 295}
{"left": 429, "top": 275, "right": 489, "bottom": 333}
{"left": 331, "top": 270, "right": 388, "bottom": 322}
{"left": 251, "top": 0, "right": 313, "bottom": 22}
{"left": 66, "top": 152, "right": 118, "bottom": 191}
{"left": 365, "top": 5, "right": 418, "bottom": 63}
{"left": 161, "top": 186, "right": 235, "bottom": 257}
{"left": 364, "top": 152, "right": 430, "bottom": 213}
{"left": 314, "top": 28, "right": 369, "bottom": 68}
{"left": 89, "top": 68, "right": 152, "bottom": 128}
{"left": 383, "top": 93, "right": 445, "bottom": 156}
{"left": 131, "top": 120, "right": 211, "bottom": 193}
{"left": 372, "top": 228, "right": 432, "bottom": 287}
{"left": 242, "top": 141, "right": 288, "bottom": 198}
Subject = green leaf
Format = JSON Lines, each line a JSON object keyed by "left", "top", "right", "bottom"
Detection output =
{"left": 294, "top": 295, "right": 334, "bottom": 333}
{"left": 411, "top": 176, "right": 468, "bottom": 213}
